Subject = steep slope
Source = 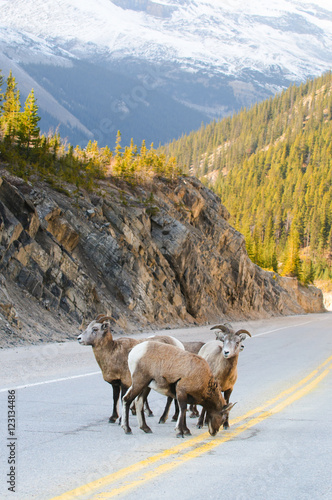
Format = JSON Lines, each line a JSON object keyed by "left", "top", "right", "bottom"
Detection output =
{"left": 1, "top": 0, "right": 332, "bottom": 145}
{"left": 0, "top": 166, "right": 324, "bottom": 347}
{"left": 161, "top": 71, "right": 332, "bottom": 281}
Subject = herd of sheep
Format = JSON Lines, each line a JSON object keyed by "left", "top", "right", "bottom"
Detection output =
{"left": 77, "top": 315, "right": 251, "bottom": 438}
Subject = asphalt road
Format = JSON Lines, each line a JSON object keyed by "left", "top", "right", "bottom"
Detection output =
{"left": 0, "top": 313, "right": 331, "bottom": 500}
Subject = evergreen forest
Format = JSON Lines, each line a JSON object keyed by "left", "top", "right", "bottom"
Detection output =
{"left": 161, "top": 71, "right": 332, "bottom": 285}
{"left": 1, "top": 67, "right": 332, "bottom": 287}
{"left": 0, "top": 69, "right": 180, "bottom": 194}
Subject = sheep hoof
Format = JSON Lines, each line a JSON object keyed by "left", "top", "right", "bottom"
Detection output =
{"left": 176, "top": 432, "right": 185, "bottom": 438}
{"left": 123, "top": 429, "right": 132, "bottom": 435}
{"left": 142, "top": 426, "right": 153, "bottom": 433}
{"left": 109, "top": 416, "right": 118, "bottom": 423}
{"left": 184, "top": 429, "right": 191, "bottom": 435}
{"left": 171, "top": 416, "right": 178, "bottom": 422}
{"left": 159, "top": 418, "right": 166, "bottom": 424}
{"left": 146, "top": 411, "right": 154, "bottom": 417}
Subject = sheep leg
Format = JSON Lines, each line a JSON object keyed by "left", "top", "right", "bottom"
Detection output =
{"left": 121, "top": 384, "right": 144, "bottom": 434}
{"left": 116, "top": 384, "right": 129, "bottom": 425}
{"left": 175, "top": 401, "right": 191, "bottom": 437}
{"left": 182, "top": 406, "right": 191, "bottom": 435}
{"left": 197, "top": 407, "right": 206, "bottom": 428}
{"left": 121, "top": 391, "right": 133, "bottom": 434}
{"left": 189, "top": 404, "right": 199, "bottom": 418}
{"left": 109, "top": 382, "right": 120, "bottom": 423}
{"left": 175, "top": 389, "right": 191, "bottom": 437}
{"left": 144, "top": 399, "right": 154, "bottom": 417}
{"left": 223, "top": 389, "right": 232, "bottom": 429}
{"left": 159, "top": 396, "right": 173, "bottom": 424}
{"left": 130, "top": 401, "right": 136, "bottom": 415}
{"left": 136, "top": 387, "right": 152, "bottom": 433}
{"left": 171, "top": 399, "right": 179, "bottom": 421}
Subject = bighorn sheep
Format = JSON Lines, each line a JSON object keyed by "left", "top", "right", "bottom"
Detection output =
{"left": 164, "top": 336, "right": 246, "bottom": 422}
{"left": 77, "top": 315, "right": 184, "bottom": 422}
{"left": 121, "top": 341, "right": 235, "bottom": 437}
{"left": 159, "top": 340, "right": 205, "bottom": 423}
{"left": 181, "top": 341, "right": 206, "bottom": 354}
{"left": 197, "top": 323, "right": 251, "bottom": 429}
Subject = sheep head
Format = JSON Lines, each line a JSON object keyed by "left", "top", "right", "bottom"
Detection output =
{"left": 77, "top": 315, "right": 116, "bottom": 346}
{"left": 210, "top": 324, "right": 251, "bottom": 358}
{"left": 207, "top": 402, "right": 236, "bottom": 436}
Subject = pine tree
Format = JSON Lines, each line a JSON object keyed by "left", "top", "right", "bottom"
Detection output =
{"left": 113, "top": 130, "right": 127, "bottom": 178}
{"left": 18, "top": 89, "right": 40, "bottom": 155}
{"left": 0, "top": 70, "right": 3, "bottom": 114}
{"left": 282, "top": 224, "right": 301, "bottom": 278}
{"left": 1, "top": 71, "right": 21, "bottom": 142}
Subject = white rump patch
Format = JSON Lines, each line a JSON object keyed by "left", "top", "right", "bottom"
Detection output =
{"left": 128, "top": 341, "right": 149, "bottom": 375}
{"left": 169, "top": 336, "right": 185, "bottom": 350}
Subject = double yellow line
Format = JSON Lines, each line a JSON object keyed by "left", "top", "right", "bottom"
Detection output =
{"left": 51, "top": 354, "right": 332, "bottom": 500}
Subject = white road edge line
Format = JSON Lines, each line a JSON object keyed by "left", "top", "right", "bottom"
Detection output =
{"left": 0, "top": 371, "right": 101, "bottom": 393}
{"left": 252, "top": 320, "right": 313, "bottom": 338}
{"left": 0, "top": 318, "right": 322, "bottom": 393}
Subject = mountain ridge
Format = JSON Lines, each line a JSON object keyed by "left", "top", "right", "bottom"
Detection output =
{"left": 1, "top": 0, "right": 332, "bottom": 145}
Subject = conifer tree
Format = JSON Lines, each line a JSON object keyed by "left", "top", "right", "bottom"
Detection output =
{"left": 0, "top": 70, "right": 3, "bottom": 114}
{"left": 113, "top": 130, "right": 127, "bottom": 178}
{"left": 18, "top": 89, "right": 40, "bottom": 155}
{"left": 282, "top": 224, "right": 301, "bottom": 278}
{"left": 1, "top": 71, "right": 21, "bottom": 142}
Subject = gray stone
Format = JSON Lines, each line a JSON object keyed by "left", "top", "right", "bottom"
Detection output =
{"left": 0, "top": 169, "right": 326, "bottom": 347}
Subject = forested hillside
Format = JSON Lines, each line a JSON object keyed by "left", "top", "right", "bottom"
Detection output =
{"left": 2, "top": 66, "right": 332, "bottom": 288}
{"left": 0, "top": 70, "right": 180, "bottom": 190}
{"left": 162, "top": 72, "right": 332, "bottom": 283}
{"left": 0, "top": 67, "right": 326, "bottom": 345}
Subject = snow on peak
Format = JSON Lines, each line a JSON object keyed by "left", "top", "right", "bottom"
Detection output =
{"left": 0, "top": 0, "right": 332, "bottom": 80}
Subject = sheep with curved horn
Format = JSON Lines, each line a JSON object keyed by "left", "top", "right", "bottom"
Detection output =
{"left": 197, "top": 323, "right": 251, "bottom": 429}
{"left": 77, "top": 316, "right": 185, "bottom": 423}
{"left": 121, "top": 341, "right": 235, "bottom": 437}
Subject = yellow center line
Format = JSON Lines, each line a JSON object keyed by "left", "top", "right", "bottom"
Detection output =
{"left": 231, "top": 354, "right": 332, "bottom": 425}
{"left": 50, "top": 355, "right": 332, "bottom": 500}
{"left": 95, "top": 364, "right": 332, "bottom": 500}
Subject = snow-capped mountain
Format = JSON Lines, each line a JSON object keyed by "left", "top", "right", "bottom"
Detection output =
{"left": 1, "top": 0, "right": 332, "bottom": 146}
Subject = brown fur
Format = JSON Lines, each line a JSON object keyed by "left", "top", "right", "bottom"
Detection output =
{"left": 122, "top": 342, "right": 233, "bottom": 437}
{"left": 78, "top": 319, "right": 185, "bottom": 423}
{"left": 181, "top": 341, "right": 205, "bottom": 354}
{"left": 196, "top": 325, "right": 251, "bottom": 429}
{"left": 92, "top": 330, "right": 139, "bottom": 389}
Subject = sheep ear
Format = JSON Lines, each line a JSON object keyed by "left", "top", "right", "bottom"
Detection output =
{"left": 101, "top": 321, "right": 111, "bottom": 332}
{"left": 222, "top": 402, "right": 236, "bottom": 413}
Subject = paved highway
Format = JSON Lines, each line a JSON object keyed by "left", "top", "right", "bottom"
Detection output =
{"left": 0, "top": 313, "right": 331, "bottom": 500}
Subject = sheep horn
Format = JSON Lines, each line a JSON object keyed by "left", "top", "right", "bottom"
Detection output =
{"left": 210, "top": 324, "right": 233, "bottom": 334}
{"left": 97, "top": 315, "right": 115, "bottom": 324}
{"left": 236, "top": 329, "right": 252, "bottom": 337}
{"left": 95, "top": 314, "right": 106, "bottom": 322}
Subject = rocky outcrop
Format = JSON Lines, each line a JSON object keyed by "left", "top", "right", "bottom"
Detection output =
{"left": 0, "top": 167, "right": 325, "bottom": 346}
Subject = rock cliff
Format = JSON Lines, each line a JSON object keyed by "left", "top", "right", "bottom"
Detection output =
{"left": 0, "top": 167, "right": 325, "bottom": 347}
